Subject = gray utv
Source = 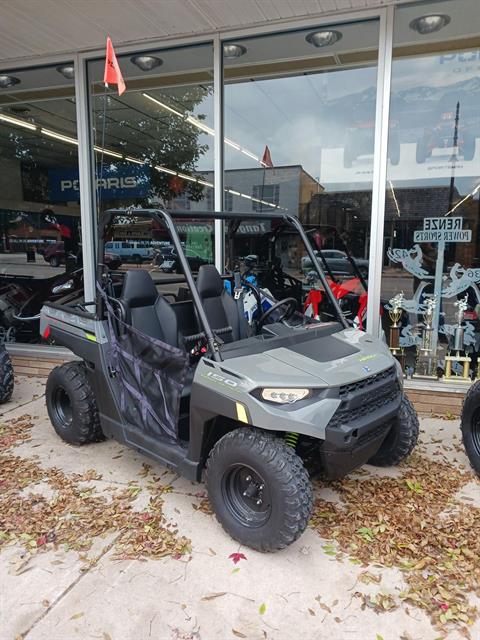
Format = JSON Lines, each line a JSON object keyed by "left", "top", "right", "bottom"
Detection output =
{"left": 41, "top": 208, "right": 418, "bottom": 552}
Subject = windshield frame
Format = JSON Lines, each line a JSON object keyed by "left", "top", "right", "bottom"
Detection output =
{"left": 98, "top": 208, "right": 349, "bottom": 361}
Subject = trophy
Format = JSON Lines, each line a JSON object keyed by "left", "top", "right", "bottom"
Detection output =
{"left": 388, "top": 293, "right": 403, "bottom": 354}
{"left": 444, "top": 295, "right": 471, "bottom": 382}
{"left": 414, "top": 295, "right": 438, "bottom": 379}
{"left": 388, "top": 292, "right": 405, "bottom": 370}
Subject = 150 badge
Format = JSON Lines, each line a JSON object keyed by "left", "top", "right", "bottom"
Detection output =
{"left": 204, "top": 370, "right": 238, "bottom": 388}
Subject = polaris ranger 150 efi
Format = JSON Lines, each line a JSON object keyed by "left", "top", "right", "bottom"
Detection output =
{"left": 41, "top": 209, "right": 418, "bottom": 551}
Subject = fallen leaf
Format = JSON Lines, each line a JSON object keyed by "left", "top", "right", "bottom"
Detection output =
{"left": 229, "top": 552, "right": 247, "bottom": 565}
{"left": 70, "top": 612, "right": 84, "bottom": 620}
{"left": 259, "top": 603, "right": 266, "bottom": 615}
{"left": 103, "top": 633, "right": 112, "bottom": 640}
{"left": 201, "top": 592, "right": 227, "bottom": 601}
{"left": 232, "top": 630, "right": 247, "bottom": 638}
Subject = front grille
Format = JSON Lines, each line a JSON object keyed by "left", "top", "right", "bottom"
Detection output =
{"left": 339, "top": 365, "right": 396, "bottom": 398}
{"left": 358, "top": 421, "right": 391, "bottom": 447}
{"left": 328, "top": 381, "right": 400, "bottom": 430}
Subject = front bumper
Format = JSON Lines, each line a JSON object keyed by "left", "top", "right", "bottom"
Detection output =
{"left": 319, "top": 366, "right": 402, "bottom": 479}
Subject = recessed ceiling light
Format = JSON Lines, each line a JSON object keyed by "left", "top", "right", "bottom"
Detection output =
{"left": 223, "top": 44, "right": 247, "bottom": 59}
{"left": 56, "top": 64, "right": 75, "bottom": 80}
{"left": 0, "top": 75, "right": 20, "bottom": 89}
{"left": 130, "top": 55, "right": 163, "bottom": 71}
{"left": 409, "top": 14, "right": 451, "bottom": 35}
{"left": 306, "top": 30, "right": 342, "bottom": 48}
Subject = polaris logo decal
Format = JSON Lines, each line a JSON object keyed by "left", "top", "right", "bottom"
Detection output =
{"left": 362, "top": 366, "right": 371, "bottom": 373}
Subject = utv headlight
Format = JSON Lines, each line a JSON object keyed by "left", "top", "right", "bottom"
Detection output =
{"left": 261, "top": 388, "right": 310, "bottom": 404}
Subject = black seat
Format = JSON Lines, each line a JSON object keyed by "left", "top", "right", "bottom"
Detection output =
{"left": 196, "top": 265, "right": 249, "bottom": 342}
{"left": 118, "top": 270, "right": 179, "bottom": 347}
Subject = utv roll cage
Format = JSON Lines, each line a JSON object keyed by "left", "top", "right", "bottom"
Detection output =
{"left": 96, "top": 208, "right": 349, "bottom": 362}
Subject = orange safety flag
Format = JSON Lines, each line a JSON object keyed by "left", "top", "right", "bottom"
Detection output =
{"left": 103, "top": 36, "right": 126, "bottom": 96}
{"left": 261, "top": 145, "right": 273, "bottom": 168}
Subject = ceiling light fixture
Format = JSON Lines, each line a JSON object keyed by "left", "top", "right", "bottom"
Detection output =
{"left": 223, "top": 43, "right": 247, "bottom": 59}
{"left": 305, "top": 30, "right": 342, "bottom": 48}
{"left": 155, "top": 165, "right": 178, "bottom": 176}
{"left": 125, "top": 155, "right": 145, "bottom": 165}
{"left": 409, "top": 14, "right": 451, "bottom": 34}
{"left": 143, "top": 92, "right": 183, "bottom": 117}
{"left": 41, "top": 128, "right": 78, "bottom": 145}
{"left": 0, "top": 113, "right": 36, "bottom": 130}
{"left": 0, "top": 74, "right": 20, "bottom": 89}
{"left": 131, "top": 55, "right": 163, "bottom": 71}
{"left": 57, "top": 64, "right": 75, "bottom": 80}
{"left": 93, "top": 145, "right": 123, "bottom": 159}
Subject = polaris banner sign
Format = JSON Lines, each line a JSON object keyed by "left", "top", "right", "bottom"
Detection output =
{"left": 49, "top": 164, "right": 150, "bottom": 202}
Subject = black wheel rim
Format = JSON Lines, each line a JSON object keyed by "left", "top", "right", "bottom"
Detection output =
{"left": 471, "top": 408, "right": 480, "bottom": 455}
{"left": 222, "top": 465, "right": 271, "bottom": 528}
{"left": 53, "top": 387, "right": 73, "bottom": 426}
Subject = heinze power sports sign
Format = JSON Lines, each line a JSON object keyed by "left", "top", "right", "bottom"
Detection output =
{"left": 413, "top": 217, "right": 472, "bottom": 243}
{"left": 49, "top": 164, "right": 150, "bottom": 202}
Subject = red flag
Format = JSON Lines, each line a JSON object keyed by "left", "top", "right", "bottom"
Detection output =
{"left": 103, "top": 36, "right": 126, "bottom": 96}
{"left": 261, "top": 145, "right": 273, "bottom": 168}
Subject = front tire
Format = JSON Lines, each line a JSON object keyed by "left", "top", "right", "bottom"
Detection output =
{"left": 0, "top": 346, "right": 14, "bottom": 403}
{"left": 205, "top": 428, "right": 313, "bottom": 552}
{"left": 460, "top": 380, "right": 480, "bottom": 475}
{"left": 46, "top": 362, "right": 103, "bottom": 445}
{"left": 368, "top": 395, "right": 419, "bottom": 467}
{"left": 49, "top": 255, "right": 60, "bottom": 267}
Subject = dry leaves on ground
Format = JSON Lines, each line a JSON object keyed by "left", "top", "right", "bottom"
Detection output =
{"left": 0, "top": 416, "right": 190, "bottom": 562}
{"left": 310, "top": 451, "right": 480, "bottom": 636}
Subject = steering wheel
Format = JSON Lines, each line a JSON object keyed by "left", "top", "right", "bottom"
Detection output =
{"left": 241, "top": 279, "right": 262, "bottom": 318}
{"left": 257, "top": 297, "right": 298, "bottom": 328}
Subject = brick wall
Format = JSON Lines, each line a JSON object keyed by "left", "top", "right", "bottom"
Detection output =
{"left": 11, "top": 354, "right": 468, "bottom": 418}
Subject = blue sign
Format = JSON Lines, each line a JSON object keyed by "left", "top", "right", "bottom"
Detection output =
{"left": 49, "top": 163, "right": 151, "bottom": 202}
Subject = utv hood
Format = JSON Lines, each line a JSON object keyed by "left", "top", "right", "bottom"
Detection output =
{"left": 220, "top": 328, "right": 395, "bottom": 388}
{"left": 266, "top": 328, "right": 394, "bottom": 385}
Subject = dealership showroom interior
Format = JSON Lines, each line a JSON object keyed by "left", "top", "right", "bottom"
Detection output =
{"left": 0, "top": 0, "right": 479, "bottom": 409}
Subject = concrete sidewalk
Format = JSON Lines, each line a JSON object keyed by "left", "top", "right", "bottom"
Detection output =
{"left": 1, "top": 377, "right": 479, "bottom": 640}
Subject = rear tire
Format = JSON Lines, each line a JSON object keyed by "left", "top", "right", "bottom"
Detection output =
{"left": 368, "top": 395, "right": 419, "bottom": 467}
{"left": 0, "top": 346, "right": 14, "bottom": 404}
{"left": 49, "top": 255, "right": 60, "bottom": 267}
{"left": 205, "top": 428, "right": 313, "bottom": 552}
{"left": 460, "top": 380, "right": 480, "bottom": 475}
{"left": 46, "top": 362, "right": 103, "bottom": 445}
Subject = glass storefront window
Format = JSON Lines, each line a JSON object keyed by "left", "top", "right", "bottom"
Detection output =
{"left": 223, "top": 19, "right": 379, "bottom": 329}
{"left": 87, "top": 43, "right": 214, "bottom": 223}
{"left": 0, "top": 63, "right": 80, "bottom": 344}
{"left": 382, "top": 0, "right": 480, "bottom": 382}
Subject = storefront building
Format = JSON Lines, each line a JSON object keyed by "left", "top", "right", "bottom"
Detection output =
{"left": 0, "top": 0, "right": 479, "bottom": 396}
